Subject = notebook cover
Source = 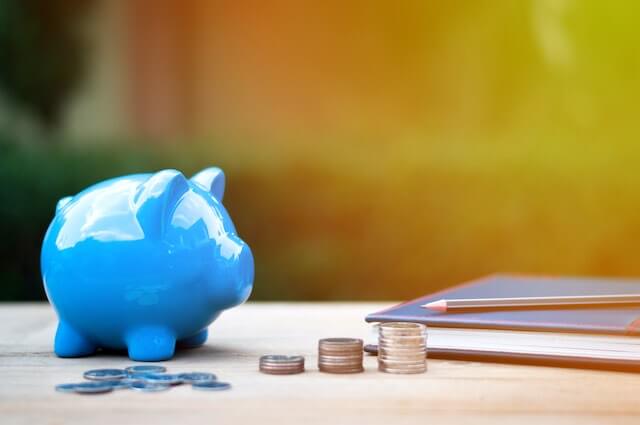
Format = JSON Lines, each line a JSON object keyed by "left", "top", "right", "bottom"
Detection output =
{"left": 425, "top": 348, "right": 640, "bottom": 372}
{"left": 366, "top": 274, "right": 640, "bottom": 335}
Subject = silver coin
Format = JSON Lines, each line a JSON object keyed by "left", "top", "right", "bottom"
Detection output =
{"left": 378, "top": 347, "right": 427, "bottom": 354}
{"left": 364, "top": 344, "right": 379, "bottom": 354}
{"left": 125, "top": 365, "right": 167, "bottom": 375}
{"left": 318, "top": 354, "right": 363, "bottom": 360}
{"left": 319, "top": 337, "right": 363, "bottom": 345}
{"left": 378, "top": 339, "right": 427, "bottom": 350}
{"left": 379, "top": 357, "right": 427, "bottom": 365}
{"left": 259, "top": 367, "right": 304, "bottom": 375}
{"left": 55, "top": 383, "right": 81, "bottom": 393}
{"left": 259, "top": 362, "right": 305, "bottom": 369}
{"left": 378, "top": 342, "right": 427, "bottom": 349}
{"left": 56, "top": 382, "right": 114, "bottom": 394}
{"left": 127, "top": 372, "right": 155, "bottom": 380}
{"left": 259, "top": 364, "right": 305, "bottom": 370}
{"left": 259, "top": 355, "right": 304, "bottom": 364}
{"left": 318, "top": 340, "right": 363, "bottom": 351}
{"left": 379, "top": 322, "right": 427, "bottom": 336}
{"left": 143, "top": 373, "right": 183, "bottom": 385}
{"left": 379, "top": 335, "right": 427, "bottom": 343}
{"left": 83, "top": 369, "right": 127, "bottom": 381}
{"left": 379, "top": 357, "right": 427, "bottom": 363}
{"left": 129, "top": 381, "right": 171, "bottom": 392}
{"left": 192, "top": 381, "right": 231, "bottom": 391}
{"left": 259, "top": 363, "right": 306, "bottom": 370}
{"left": 259, "top": 355, "right": 305, "bottom": 375}
{"left": 318, "top": 365, "right": 364, "bottom": 374}
{"left": 379, "top": 365, "right": 427, "bottom": 374}
{"left": 178, "top": 372, "right": 217, "bottom": 383}
{"left": 318, "top": 342, "right": 363, "bottom": 349}
{"left": 100, "top": 380, "right": 133, "bottom": 390}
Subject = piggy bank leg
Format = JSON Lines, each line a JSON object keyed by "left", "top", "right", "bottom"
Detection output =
{"left": 178, "top": 328, "right": 208, "bottom": 348}
{"left": 126, "top": 326, "right": 176, "bottom": 361}
{"left": 54, "top": 321, "right": 96, "bottom": 357}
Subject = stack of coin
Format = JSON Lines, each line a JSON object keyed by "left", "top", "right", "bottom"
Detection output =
{"left": 318, "top": 338, "right": 364, "bottom": 374}
{"left": 378, "top": 322, "right": 427, "bottom": 374}
{"left": 259, "top": 355, "right": 305, "bottom": 375}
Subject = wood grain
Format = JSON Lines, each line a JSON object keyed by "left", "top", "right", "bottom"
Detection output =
{"left": 1, "top": 302, "right": 639, "bottom": 425}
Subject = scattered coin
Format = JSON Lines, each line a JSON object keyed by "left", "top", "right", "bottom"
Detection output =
{"left": 192, "top": 381, "right": 231, "bottom": 391}
{"left": 129, "top": 381, "right": 171, "bottom": 392}
{"left": 56, "top": 382, "right": 114, "bottom": 394}
{"left": 83, "top": 368, "right": 127, "bottom": 381}
{"left": 57, "top": 365, "right": 222, "bottom": 395}
{"left": 55, "top": 383, "right": 82, "bottom": 393}
{"left": 259, "top": 355, "right": 305, "bottom": 375}
{"left": 318, "top": 338, "right": 364, "bottom": 374}
{"left": 125, "top": 365, "right": 167, "bottom": 375}
{"left": 127, "top": 372, "right": 154, "bottom": 380}
{"left": 377, "top": 322, "right": 427, "bottom": 374}
{"left": 178, "top": 372, "right": 218, "bottom": 383}
{"left": 143, "top": 373, "right": 184, "bottom": 385}
{"left": 364, "top": 344, "right": 379, "bottom": 355}
{"left": 101, "top": 380, "right": 134, "bottom": 390}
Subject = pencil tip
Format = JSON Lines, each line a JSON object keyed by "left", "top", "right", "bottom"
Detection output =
{"left": 423, "top": 299, "right": 447, "bottom": 312}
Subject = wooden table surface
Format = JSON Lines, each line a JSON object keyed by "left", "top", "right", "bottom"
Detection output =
{"left": 2, "top": 302, "right": 640, "bottom": 425}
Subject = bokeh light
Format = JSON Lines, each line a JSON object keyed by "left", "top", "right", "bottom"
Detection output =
{"left": 2, "top": 1, "right": 640, "bottom": 301}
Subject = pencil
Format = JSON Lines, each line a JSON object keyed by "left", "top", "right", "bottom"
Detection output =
{"left": 421, "top": 294, "right": 640, "bottom": 312}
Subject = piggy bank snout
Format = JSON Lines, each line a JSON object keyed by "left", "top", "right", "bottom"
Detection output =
{"left": 217, "top": 234, "right": 254, "bottom": 307}
{"left": 238, "top": 242, "right": 254, "bottom": 289}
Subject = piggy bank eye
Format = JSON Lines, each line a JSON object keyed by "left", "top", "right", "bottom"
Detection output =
{"left": 167, "top": 204, "right": 208, "bottom": 248}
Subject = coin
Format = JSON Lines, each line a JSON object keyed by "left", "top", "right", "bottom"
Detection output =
{"left": 56, "top": 382, "right": 114, "bottom": 394}
{"left": 125, "top": 365, "right": 167, "bottom": 375}
{"left": 83, "top": 368, "right": 127, "bottom": 381}
{"left": 260, "top": 365, "right": 305, "bottom": 374}
{"left": 380, "top": 357, "right": 428, "bottom": 365}
{"left": 101, "top": 380, "right": 134, "bottom": 390}
{"left": 192, "top": 381, "right": 231, "bottom": 391}
{"left": 127, "top": 372, "right": 155, "bottom": 380}
{"left": 259, "top": 355, "right": 305, "bottom": 375}
{"left": 318, "top": 365, "right": 364, "bottom": 373}
{"left": 379, "top": 366, "right": 427, "bottom": 375}
{"left": 318, "top": 338, "right": 364, "bottom": 345}
{"left": 365, "top": 343, "right": 429, "bottom": 357}
{"left": 260, "top": 355, "right": 305, "bottom": 363}
{"left": 129, "top": 381, "right": 171, "bottom": 392}
{"left": 377, "top": 322, "right": 427, "bottom": 374}
{"left": 260, "top": 364, "right": 305, "bottom": 370}
{"left": 318, "top": 337, "right": 364, "bottom": 374}
{"left": 379, "top": 322, "right": 426, "bottom": 336}
{"left": 363, "top": 344, "right": 379, "bottom": 354}
{"left": 379, "top": 335, "right": 427, "bottom": 343}
{"left": 316, "top": 355, "right": 363, "bottom": 362}
{"left": 379, "top": 342, "right": 427, "bottom": 350}
{"left": 178, "top": 372, "right": 217, "bottom": 383}
{"left": 378, "top": 346, "right": 427, "bottom": 353}
{"left": 143, "top": 373, "right": 183, "bottom": 385}
{"left": 55, "top": 383, "right": 81, "bottom": 393}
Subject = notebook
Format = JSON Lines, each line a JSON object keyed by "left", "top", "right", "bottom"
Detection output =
{"left": 365, "top": 274, "right": 640, "bottom": 371}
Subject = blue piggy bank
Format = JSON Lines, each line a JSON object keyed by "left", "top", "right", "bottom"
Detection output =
{"left": 41, "top": 167, "right": 254, "bottom": 361}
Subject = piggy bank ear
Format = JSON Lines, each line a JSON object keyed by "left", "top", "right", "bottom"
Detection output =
{"left": 56, "top": 196, "right": 73, "bottom": 214}
{"left": 191, "top": 167, "right": 225, "bottom": 202}
{"left": 134, "top": 169, "right": 189, "bottom": 238}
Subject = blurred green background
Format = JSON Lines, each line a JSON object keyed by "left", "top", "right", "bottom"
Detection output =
{"left": 2, "top": 1, "right": 640, "bottom": 301}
